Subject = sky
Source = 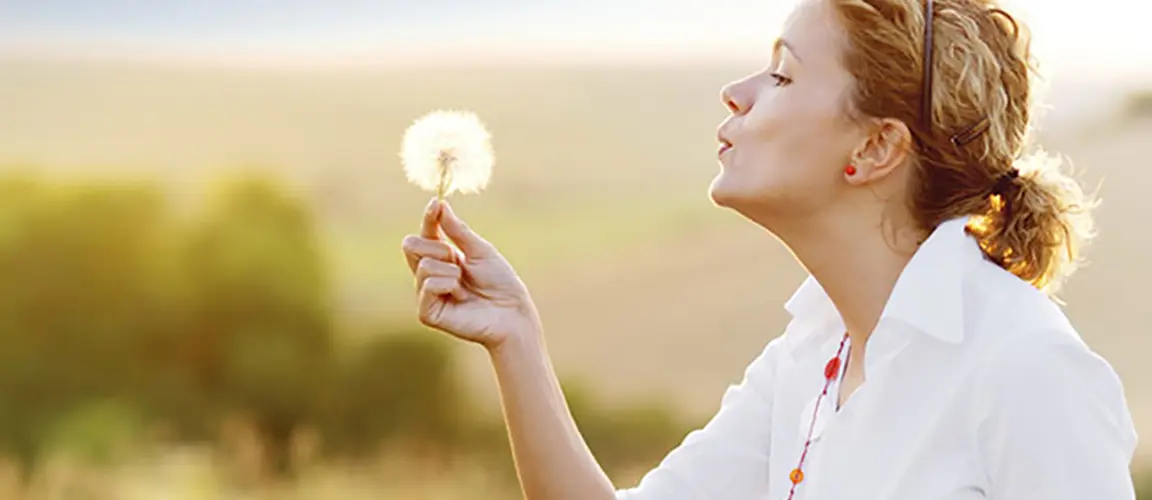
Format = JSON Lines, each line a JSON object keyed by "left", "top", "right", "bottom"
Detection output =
{"left": 0, "top": 0, "right": 1149, "bottom": 72}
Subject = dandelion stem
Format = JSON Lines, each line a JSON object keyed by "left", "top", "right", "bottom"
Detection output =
{"left": 436, "top": 151, "right": 455, "bottom": 201}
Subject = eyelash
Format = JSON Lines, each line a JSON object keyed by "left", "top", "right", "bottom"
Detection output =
{"left": 770, "top": 72, "right": 792, "bottom": 86}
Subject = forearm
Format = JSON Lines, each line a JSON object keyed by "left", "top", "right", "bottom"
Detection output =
{"left": 487, "top": 324, "right": 617, "bottom": 500}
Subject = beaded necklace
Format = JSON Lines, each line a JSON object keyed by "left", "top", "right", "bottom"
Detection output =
{"left": 785, "top": 331, "right": 850, "bottom": 500}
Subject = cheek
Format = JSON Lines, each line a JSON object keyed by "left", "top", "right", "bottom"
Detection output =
{"left": 742, "top": 90, "right": 846, "bottom": 176}
{"left": 742, "top": 91, "right": 796, "bottom": 142}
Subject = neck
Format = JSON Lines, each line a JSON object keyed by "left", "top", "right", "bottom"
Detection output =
{"left": 770, "top": 210, "right": 922, "bottom": 345}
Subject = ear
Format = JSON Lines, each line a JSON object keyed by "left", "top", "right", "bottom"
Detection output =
{"left": 846, "top": 118, "right": 913, "bottom": 185}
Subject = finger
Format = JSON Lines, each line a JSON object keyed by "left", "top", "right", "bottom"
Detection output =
{"left": 420, "top": 198, "right": 443, "bottom": 240}
{"left": 439, "top": 201, "right": 493, "bottom": 258}
{"left": 420, "top": 276, "right": 466, "bottom": 301}
{"left": 402, "top": 236, "right": 456, "bottom": 273}
{"left": 417, "top": 278, "right": 445, "bottom": 328}
{"left": 418, "top": 277, "right": 466, "bottom": 328}
{"left": 414, "top": 258, "right": 462, "bottom": 289}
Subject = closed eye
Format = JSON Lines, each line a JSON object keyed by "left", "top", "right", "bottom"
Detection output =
{"left": 770, "top": 73, "right": 792, "bottom": 86}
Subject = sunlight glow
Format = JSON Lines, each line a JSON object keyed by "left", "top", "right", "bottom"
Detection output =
{"left": 0, "top": 0, "right": 1148, "bottom": 73}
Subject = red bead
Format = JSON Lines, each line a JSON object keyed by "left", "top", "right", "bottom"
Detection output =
{"left": 824, "top": 357, "right": 842, "bottom": 380}
{"left": 845, "top": 165, "right": 857, "bottom": 176}
{"left": 790, "top": 468, "right": 805, "bottom": 484}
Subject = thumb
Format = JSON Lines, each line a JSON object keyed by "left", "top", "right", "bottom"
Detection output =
{"left": 420, "top": 197, "right": 443, "bottom": 240}
{"left": 439, "top": 202, "right": 493, "bottom": 258}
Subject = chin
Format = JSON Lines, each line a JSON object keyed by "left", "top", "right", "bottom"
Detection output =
{"left": 709, "top": 170, "right": 763, "bottom": 209}
{"left": 708, "top": 172, "right": 801, "bottom": 228}
{"left": 708, "top": 173, "right": 738, "bottom": 208}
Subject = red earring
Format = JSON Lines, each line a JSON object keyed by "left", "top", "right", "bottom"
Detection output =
{"left": 845, "top": 165, "right": 857, "bottom": 176}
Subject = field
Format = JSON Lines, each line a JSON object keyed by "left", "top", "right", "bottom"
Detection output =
{"left": 1, "top": 56, "right": 1150, "bottom": 497}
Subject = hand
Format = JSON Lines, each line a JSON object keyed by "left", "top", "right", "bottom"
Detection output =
{"left": 401, "top": 199, "right": 539, "bottom": 349}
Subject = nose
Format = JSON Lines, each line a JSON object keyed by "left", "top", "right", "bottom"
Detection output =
{"left": 720, "top": 77, "right": 753, "bottom": 115}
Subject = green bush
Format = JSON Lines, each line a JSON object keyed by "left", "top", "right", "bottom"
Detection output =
{"left": 40, "top": 399, "right": 147, "bottom": 466}
{"left": 453, "top": 378, "right": 697, "bottom": 490}
{"left": 563, "top": 378, "right": 697, "bottom": 480}
{"left": 321, "top": 329, "right": 466, "bottom": 459}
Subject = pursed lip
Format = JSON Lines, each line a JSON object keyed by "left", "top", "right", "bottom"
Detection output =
{"left": 717, "top": 130, "right": 733, "bottom": 157}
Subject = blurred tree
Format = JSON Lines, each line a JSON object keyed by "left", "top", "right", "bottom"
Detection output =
{"left": 0, "top": 175, "right": 170, "bottom": 467}
{"left": 179, "top": 174, "right": 335, "bottom": 477}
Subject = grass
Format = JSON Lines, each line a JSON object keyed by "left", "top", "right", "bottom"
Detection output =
{"left": 1, "top": 432, "right": 653, "bottom": 500}
{"left": 6, "top": 448, "right": 511, "bottom": 500}
{"left": 4, "top": 445, "right": 1148, "bottom": 499}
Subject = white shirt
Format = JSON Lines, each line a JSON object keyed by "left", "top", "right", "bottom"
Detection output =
{"left": 615, "top": 217, "right": 1139, "bottom": 500}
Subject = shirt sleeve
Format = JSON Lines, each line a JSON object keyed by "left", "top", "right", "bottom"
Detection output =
{"left": 976, "top": 330, "right": 1139, "bottom": 500}
{"left": 615, "top": 335, "right": 787, "bottom": 500}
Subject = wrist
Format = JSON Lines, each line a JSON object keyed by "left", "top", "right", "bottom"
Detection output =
{"left": 486, "top": 315, "right": 544, "bottom": 360}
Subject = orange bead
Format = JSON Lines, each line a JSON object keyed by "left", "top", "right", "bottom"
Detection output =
{"left": 790, "top": 468, "right": 805, "bottom": 484}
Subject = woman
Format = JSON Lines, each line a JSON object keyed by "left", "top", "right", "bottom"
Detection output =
{"left": 400, "top": 0, "right": 1139, "bottom": 498}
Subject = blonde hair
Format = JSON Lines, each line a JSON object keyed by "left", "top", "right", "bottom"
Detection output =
{"left": 831, "top": 0, "right": 1096, "bottom": 294}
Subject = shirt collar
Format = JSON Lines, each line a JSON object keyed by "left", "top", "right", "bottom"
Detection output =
{"left": 784, "top": 216, "right": 978, "bottom": 345}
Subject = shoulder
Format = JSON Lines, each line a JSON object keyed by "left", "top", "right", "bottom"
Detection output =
{"left": 959, "top": 260, "right": 1137, "bottom": 454}
{"left": 717, "top": 326, "right": 811, "bottom": 407}
{"left": 961, "top": 257, "right": 1114, "bottom": 393}
{"left": 961, "top": 256, "right": 1075, "bottom": 346}
{"left": 740, "top": 333, "right": 792, "bottom": 389}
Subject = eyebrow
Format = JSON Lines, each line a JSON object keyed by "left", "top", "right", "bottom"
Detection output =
{"left": 773, "top": 38, "right": 801, "bottom": 62}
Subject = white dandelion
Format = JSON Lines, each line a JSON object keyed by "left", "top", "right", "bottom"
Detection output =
{"left": 400, "top": 109, "right": 495, "bottom": 201}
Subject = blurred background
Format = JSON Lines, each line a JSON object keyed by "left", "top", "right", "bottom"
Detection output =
{"left": 0, "top": 0, "right": 1150, "bottom": 498}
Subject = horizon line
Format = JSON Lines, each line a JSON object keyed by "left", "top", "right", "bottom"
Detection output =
{"left": 1, "top": 43, "right": 1150, "bottom": 81}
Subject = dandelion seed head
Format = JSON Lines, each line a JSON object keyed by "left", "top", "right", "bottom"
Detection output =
{"left": 400, "top": 110, "right": 494, "bottom": 197}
